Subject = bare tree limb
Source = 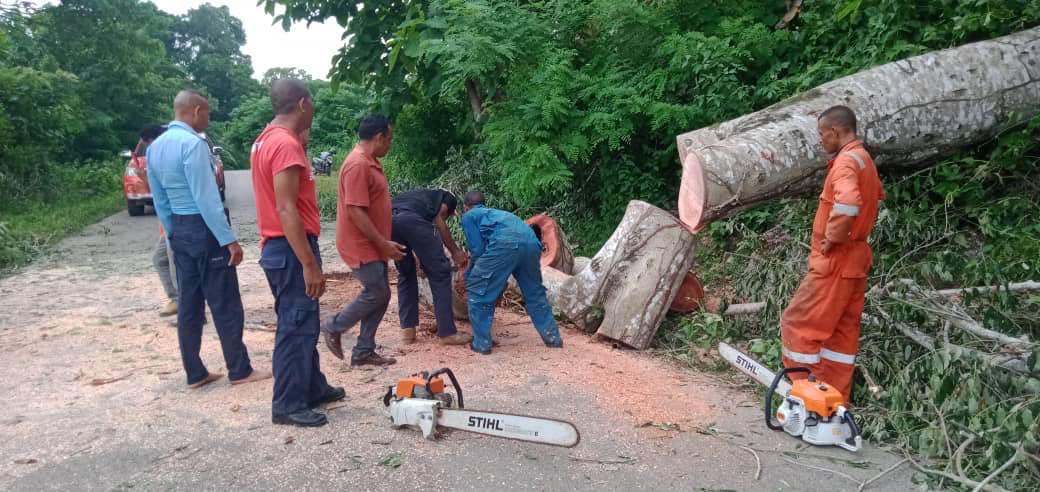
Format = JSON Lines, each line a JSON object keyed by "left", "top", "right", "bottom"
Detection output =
{"left": 723, "top": 301, "right": 766, "bottom": 315}
{"left": 739, "top": 445, "right": 761, "bottom": 481}
{"left": 971, "top": 444, "right": 1022, "bottom": 492}
{"left": 774, "top": 0, "right": 803, "bottom": 30}
{"left": 864, "top": 310, "right": 1037, "bottom": 380}
{"left": 935, "top": 281, "right": 1040, "bottom": 297}
{"left": 781, "top": 457, "right": 861, "bottom": 485}
{"left": 904, "top": 450, "right": 1011, "bottom": 492}
{"left": 858, "top": 458, "right": 908, "bottom": 492}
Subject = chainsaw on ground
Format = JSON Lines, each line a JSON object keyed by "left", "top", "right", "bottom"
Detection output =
{"left": 718, "top": 342, "right": 863, "bottom": 452}
{"left": 383, "top": 368, "right": 580, "bottom": 447}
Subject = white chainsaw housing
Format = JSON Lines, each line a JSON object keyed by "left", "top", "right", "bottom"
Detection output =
{"left": 776, "top": 396, "right": 862, "bottom": 452}
{"left": 388, "top": 397, "right": 441, "bottom": 440}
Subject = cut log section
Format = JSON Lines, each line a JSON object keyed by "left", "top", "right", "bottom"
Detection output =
{"left": 526, "top": 214, "right": 575, "bottom": 274}
{"left": 545, "top": 201, "right": 698, "bottom": 349}
{"left": 669, "top": 271, "right": 705, "bottom": 313}
{"left": 676, "top": 27, "right": 1040, "bottom": 231}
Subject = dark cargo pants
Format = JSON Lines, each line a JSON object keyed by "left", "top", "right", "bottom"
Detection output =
{"left": 260, "top": 236, "right": 338, "bottom": 416}
{"left": 391, "top": 211, "right": 458, "bottom": 337}
{"left": 168, "top": 214, "right": 253, "bottom": 386}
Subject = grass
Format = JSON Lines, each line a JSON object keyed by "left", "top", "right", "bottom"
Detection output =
{"left": 316, "top": 174, "right": 338, "bottom": 221}
{"left": 0, "top": 161, "right": 125, "bottom": 273}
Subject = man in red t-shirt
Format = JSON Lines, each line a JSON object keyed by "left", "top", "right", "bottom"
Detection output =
{"left": 251, "top": 79, "right": 344, "bottom": 428}
{"left": 321, "top": 114, "right": 404, "bottom": 366}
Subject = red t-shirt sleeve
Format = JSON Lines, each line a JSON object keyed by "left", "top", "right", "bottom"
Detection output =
{"left": 340, "top": 160, "right": 371, "bottom": 207}
{"left": 269, "top": 135, "right": 308, "bottom": 177}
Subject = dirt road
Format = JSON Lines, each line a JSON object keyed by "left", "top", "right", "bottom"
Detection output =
{"left": 0, "top": 171, "right": 913, "bottom": 490}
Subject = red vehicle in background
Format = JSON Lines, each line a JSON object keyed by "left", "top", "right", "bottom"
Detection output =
{"left": 122, "top": 132, "right": 227, "bottom": 216}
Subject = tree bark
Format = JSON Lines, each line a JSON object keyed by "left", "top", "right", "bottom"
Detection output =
{"left": 676, "top": 27, "right": 1040, "bottom": 231}
{"left": 465, "top": 79, "right": 484, "bottom": 123}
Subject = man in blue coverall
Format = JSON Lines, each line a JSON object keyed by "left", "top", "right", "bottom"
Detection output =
{"left": 147, "top": 90, "right": 270, "bottom": 389}
{"left": 460, "top": 191, "right": 563, "bottom": 354}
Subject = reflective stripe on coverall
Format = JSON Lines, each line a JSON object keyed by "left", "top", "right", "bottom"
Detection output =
{"left": 780, "top": 140, "right": 885, "bottom": 401}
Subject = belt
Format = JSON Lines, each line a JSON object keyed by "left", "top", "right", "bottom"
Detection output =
{"left": 263, "top": 234, "right": 318, "bottom": 242}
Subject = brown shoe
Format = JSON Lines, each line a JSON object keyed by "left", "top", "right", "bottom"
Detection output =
{"left": 230, "top": 369, "right": 272, "bottom": 385}
{"left": 322, "top": 317, "right": 344, "bottom": 360}
{"left": 160, "top": 300, "right": 178, "bottom": 317}
{"left": 401, "top": 328, "right": 416, "bottom": 344}
{"left": 437, "top": 332, "right": 473, "bottom": 346}
{"left": 188, "top": 372, "right": 223, "bottom": 389}
{"left": 350, "top": 352, "right": 397, "bottom": 367}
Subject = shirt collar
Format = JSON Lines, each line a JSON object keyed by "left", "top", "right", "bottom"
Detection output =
{"left": 168, "top": 120, "right": 201, "bottom": 138}
{"left": 838, "top": 139, "right": 864, "bottom": 154}
{"left": 353, "top": 145, "right": 383, "bottom": 169}
{"left": 828, "top": 139, "right": 865, "bottom": 168}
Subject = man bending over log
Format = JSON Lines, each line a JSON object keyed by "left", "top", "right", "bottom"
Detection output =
{"left": 460, "top": 191, "right": 563, "bottom": 354}
{"left": 391, "top": 188, "right": 472, "bottom": 346}
{"left": 780, "top": 106, "right": 885, "bottom": 401}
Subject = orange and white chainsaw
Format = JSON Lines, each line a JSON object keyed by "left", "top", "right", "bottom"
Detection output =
{"left": 383, "top": 368, "right": 580, "bottom": 447}
{"left": 719, "top": 343, "right": 863, "bottom": 452}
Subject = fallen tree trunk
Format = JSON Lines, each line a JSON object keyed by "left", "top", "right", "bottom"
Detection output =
{"left": 676, "top": 27, "right": 1040, "bottom": 231}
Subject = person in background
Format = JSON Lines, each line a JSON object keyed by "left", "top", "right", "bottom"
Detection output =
{"left": 779, "top": 105, "right": 885, "bottom": 401}
{"left": 135, "top": 124, "right": 179, "bottom": 317}
{"left": 390, "top": 188, "right": 471, "bottom": 346}
{"left": 459, "top": 191, "right": 563, "bottom": 354}
{"left": 251, "top": 79, "right": 344, "bottom": 427}
{"left": 147, "top": 90, "right": 270, "bottom": 389}
{"left": 321, "top": 114, "right": 403, "bottom": 367}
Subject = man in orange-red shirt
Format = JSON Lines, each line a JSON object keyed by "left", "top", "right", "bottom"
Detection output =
{"left": 252, "top": 79, "right": 344, "bottom": 428}
{"left": 780, "top": 105, "right": 885, "bottom": 401}
{"left": 321, "top": 114, "right": 404, "bottom": 366}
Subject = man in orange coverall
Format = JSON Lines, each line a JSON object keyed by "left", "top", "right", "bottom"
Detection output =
{"left": 780, "top": 105, "right": 885, "bottom": 401}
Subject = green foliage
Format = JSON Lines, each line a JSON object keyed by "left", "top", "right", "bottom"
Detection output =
{"left": 261, "top": 67, "right": 313, "bottom": 88}
{"left": 172, "top": 4, "right": 262, "bottom": 120}
{"left": 220, "top": 80, "right": 377, "bottom": 170}
{"left": 0, "top": 1, "right": 264, "bottom": 270}
{"left": 264, "top": 0, "right": 1040, "bottom": 254}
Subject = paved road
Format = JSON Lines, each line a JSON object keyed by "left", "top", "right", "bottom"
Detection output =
{"left": 0, "top": 171, "right": 913, "bottom": 490}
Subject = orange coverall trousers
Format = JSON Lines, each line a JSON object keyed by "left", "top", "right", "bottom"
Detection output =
{"left": 781, "top": 140, "right": 883, "bottom": 401}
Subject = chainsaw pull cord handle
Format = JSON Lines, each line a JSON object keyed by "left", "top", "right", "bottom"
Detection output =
{"left": 766, "top": 367, "right": 810, "bottom": 430}
{"left": 427, "top": 368, "right": 464, "bottom": 409}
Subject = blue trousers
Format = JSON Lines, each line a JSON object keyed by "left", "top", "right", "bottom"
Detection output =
{"left": 392, "top": 211, "right": 457, "bottom": 336}
{"left": 465, "top": 235, "right": 562, "bottom": 352}
{"left": 260, "top": 236, "right": 336, "bottom": 416}
{"left": 168, "top": 214, "right": 253, "bottom": 386}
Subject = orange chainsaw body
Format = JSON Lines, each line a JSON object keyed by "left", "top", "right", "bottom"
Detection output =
{"left": 785, "top": 379, "right": 845, "bottom": 418}
{"left": 396, "top": 375, "right": 445, "bottom": 398}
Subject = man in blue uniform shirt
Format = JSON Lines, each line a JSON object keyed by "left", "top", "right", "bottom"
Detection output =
{"left": 460, "top": 191, "right": 563, "bottom": 354}
{"left": 147, "top": 90, "right": 270, "bottom": 389}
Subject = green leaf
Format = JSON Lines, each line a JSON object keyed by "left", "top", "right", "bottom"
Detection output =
{"left": 380, "top": 452, "right": 402, "bottom": 468}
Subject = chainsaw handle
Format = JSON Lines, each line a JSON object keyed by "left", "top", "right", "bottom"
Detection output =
{"left": 843, "top": 407, "right": 862, "bottom": 445}
{"left": 766, "top": 367, "right": 810, "bottom": 430}
{"left": 427, "top": 368, "right": 464, "bottom": 409}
